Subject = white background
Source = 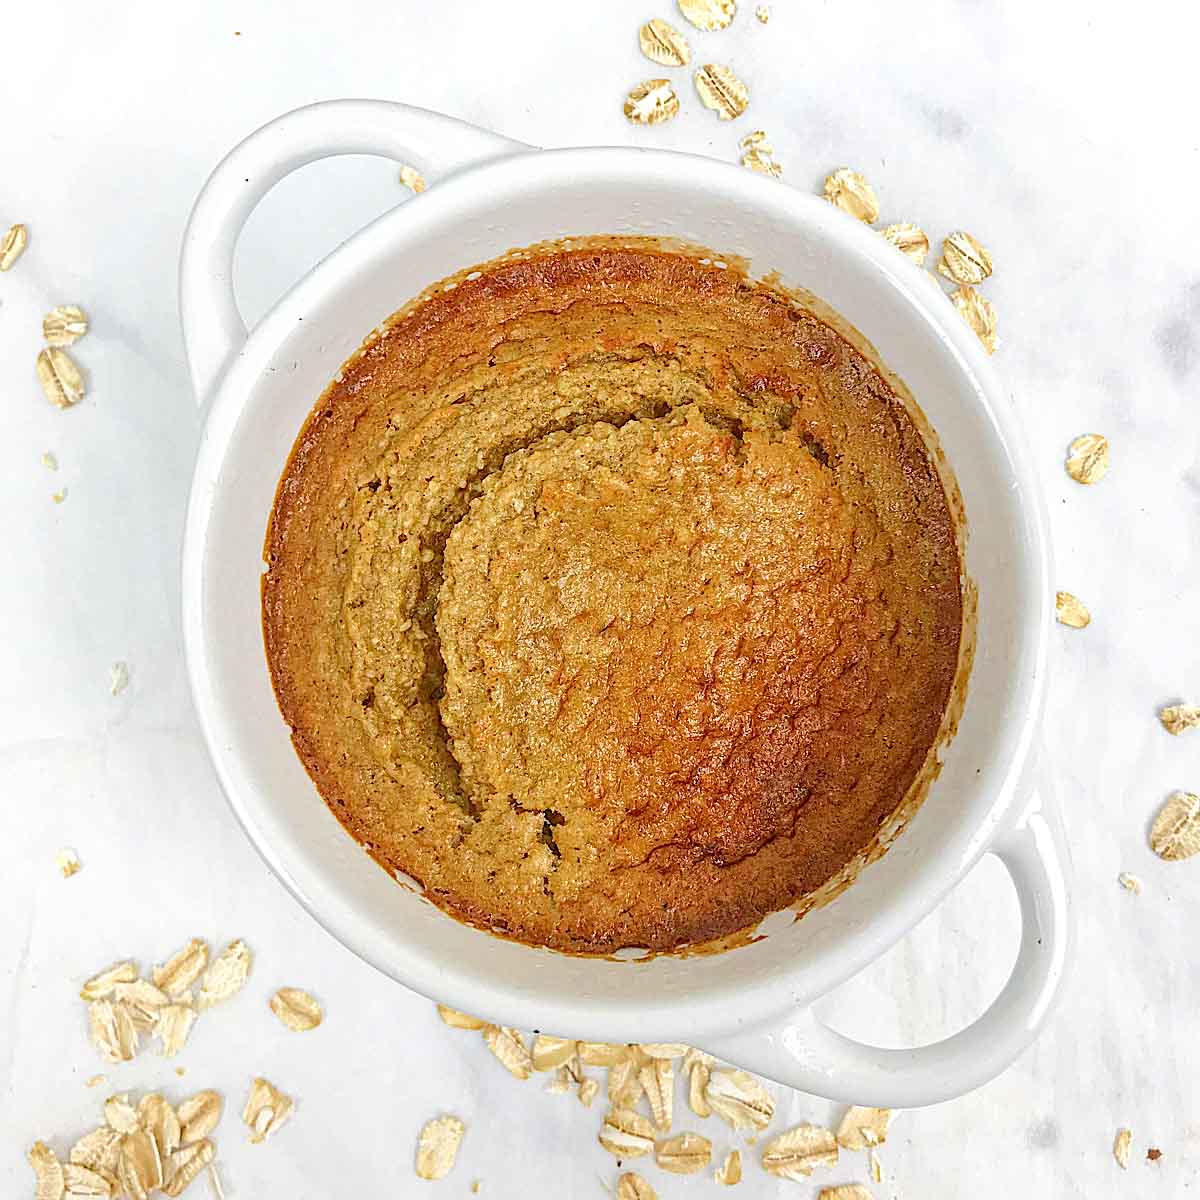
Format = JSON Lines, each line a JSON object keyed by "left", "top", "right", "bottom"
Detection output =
{"left": 2, "top": 1, "right": 1198, "bottom": 1196}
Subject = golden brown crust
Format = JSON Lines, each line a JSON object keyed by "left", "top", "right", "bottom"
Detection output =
{"left": 262, "top": 244, "right": 963, "bottom": 954}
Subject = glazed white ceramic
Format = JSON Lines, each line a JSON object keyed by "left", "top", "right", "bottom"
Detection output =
{"left": 179, "top": 99, "right": 1070, "bottom": 1107}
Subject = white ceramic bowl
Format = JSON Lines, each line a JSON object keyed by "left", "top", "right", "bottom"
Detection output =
{"left": 180, "top": 100, "right": 1070, "bottom": 1107}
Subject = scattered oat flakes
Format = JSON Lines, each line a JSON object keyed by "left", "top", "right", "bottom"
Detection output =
{"left": 161, "top": 1139, "right": 215, "bottom": 1197}
{"left": 398, "top": 164, "right": 426, "bottom": 194}
{"left": 715, "top": 1147, "right": 742, "bottom": 1185}
{"left": 678, "top": 0, "right": 736, "bottom": 31}
{"left": 437, "top": 1004, "right": 486, "bottom": 1030}
{"left": 89, "top": 999, "right": 139, "bottom": 1063}
{"left": 578, "top": 1041, "right": 627, "bottom": 1067}
{"left": 105, "top": 1095, "right": 141, "bottom": 1134}
{"left": 624, "top": 79, "right": 680, "bottom": 125}
{"left": 1160, "top": 703, "right": 1200, "bottom": 736}
{"left": 37, "top": 346, "right": 86, "bottom": 409}
{"left": 869, "top": 1148, "right": 883, "bottom": 1183}
{"left": 270, "top": 987, "right": 323, "bottom": 1032}
{"left": 616, "top": 1172, "right": 657, "bottom": 1200}
{"left": 530, "top": 1034, "right": 576, "bottom": 1071}
{"left": 1055, "top": 590, "right": 1090, "bottom": 629}
{"left": 823, "top": 168, "right": 879, "bottom": 223}
{"left": 633, "top": 1061, "right": 668, "bottom": 1130}
{"left": 57, "top": 848, "right": 82, "bottom": 878}
{"left": 578, "top": 1077, "right": 600, "bottom": 1107}
{"left": 1114, "top": 1127, "right": 1132, "bottom": 1169}
{"left": 139, "top": 1092, "right": 182, "bottom": 1161}
{"left": 741, "top": 143, "right": 782, "bottom": 177}
{"left": 1150, "top": 791, "right": 1200, "bottom": 861}
{"left": 52, "top": 489, "right": 68, "bottom": 504}
{"left": 28, "top": 1140, "right": 64, "bottom": 1200}
{"left": 937, "top": 231, "right": 993, "bottom": 284}
{"left": 656, "top": 1131, "right": 712, "bottom": 1174}
{"left": 1118, "top": 872, "right": 1143, "bottom": 894}
{"left": 471, "top": 1182, "right": 482, "bottom": 1195}
{"left": 62, "top": 1161, "right": 114, "bottom": 1196}
{"left": 755, "top": 5, "right": 770, "bottom": 21}
{"left": 154, "top": 939, "right": 209, "bottom": 1000}
{"left": 85, "top": 1075, "right": 105, "bottom": 1089}
{"left": 705, "top": 1068, "right": 775, "bottom": 1131}
{"left": 197, "top": 939, "right": 251, "bottom": 1009}
{"left": 1, "top": 223, "right": 28, "bottom": 271}
{"left": 156, "top": 1003, "right": 197, "bottom": 1057}
{"left": 608, "top": 1052, "right": 645, "bottom": 1108}
{"left": 761, "top": 1123, "right": 839, "bottom": 1181}
{"left": 881, "top": 222, "right": 930, "bottom": 265}
{"left": 109, "top": 662, "right": 130, "bottom": 696}
{"left": 599, "top": 1108, "right": 657, "bottom": 1158}
{"left": 640, "top": 1042, "right": 688, "bottom": 1059}
{"left": 42, "top": 451, "right": 59, "bottom": 471}
{"left": 483, "top": 1025, "right": 533, "bottom": 1079}
{"left": 818, "top": 1187, "right": 874, "bottom": 1200}
{"left": 242, "top": 1077, "right": 294, "bottom": 1144}
{"left": 687, "top": 1060, "right": 711, "bottom": 1117}
{"left": 71, "top": 1128, "right": 121, "bottom": 1176}
{"left": 694, "top": 64, "right": 749, "bottom": 120}
{"left": 545, "top": 1066, "right": 572, "bottom": 1095}
{"left": 415, "top": 1114, "right": 466, "bottom": 1181}
{"left": 1065, "top": 433, "right": 1110, "bottom": 485}
{"left": 82, "top": 960, "right": 139, "bottom": 1001}
{"left": 112, "top": 979, "right": 170, "bottom": 1034}
{"left": 639, "top": 18, "right": 691, "bottom": 67}
{"left": 836, "top": 1106, "right": 892, "bottom": 1150}
{"left": 119, "top": 1127, "right": 164, "bottom": 1197}
{"left": 950, "top": 285, "right": 997, "bottom": 353}
{"left": 70, "top": 1126, "right": 122, "bottom": 1177}
{"left": 43, "top": 305, "right": 89, "bottom": 347}
{"left": 178, "top": 1092, "right": 223, "bottom": 1145}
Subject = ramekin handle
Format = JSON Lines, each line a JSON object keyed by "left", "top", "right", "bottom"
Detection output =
{"left": 700, "top": 785, "right": 1071, "bottom": 1108}
{"left": 179, "top": 99, "right": 529, "bottom": 406}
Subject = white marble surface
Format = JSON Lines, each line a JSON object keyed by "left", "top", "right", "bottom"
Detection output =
{"left": 2, "top": 0, "right": 1198, "bottom": 1195}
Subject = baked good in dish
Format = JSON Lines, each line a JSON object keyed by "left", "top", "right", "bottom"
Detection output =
{"left": 262, "top": 242, "right": 963, "bottom": 954}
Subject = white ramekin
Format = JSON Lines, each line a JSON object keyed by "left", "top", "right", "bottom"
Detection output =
{"left": 180, "top": 100, "right": 1070, "bottom": 1107}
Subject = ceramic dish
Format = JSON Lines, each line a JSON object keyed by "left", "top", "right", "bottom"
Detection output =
{"left": 180, "top": 100, "right": 1070, "bottom": 1106}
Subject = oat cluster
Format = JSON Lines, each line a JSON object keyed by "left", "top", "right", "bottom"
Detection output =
{"left": 2, "top": 219, "right": 96, "bottom": 506}
{"left": 28, "top": 1088, "right": 225, "bottom": 1200}
{"left": 816, "top": 165, "right": 1000, "bottom": 358}
{"left": 626, "top": 4, "right": 749, "bottom": 128}
{"left": 435, "top": 1005, "right": 890, "bottom": 1191}
{"left": 621, "top": 0, "right": 1005, "bottom": 366}
{"left": 82, "top": 939, "right": 250, "bottom": 1065}
{"left": 37, "top": 305, "right": 90, "bottom": 411}
{"left": 26, "top": 934, "right": 319, "bottom": 1197}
